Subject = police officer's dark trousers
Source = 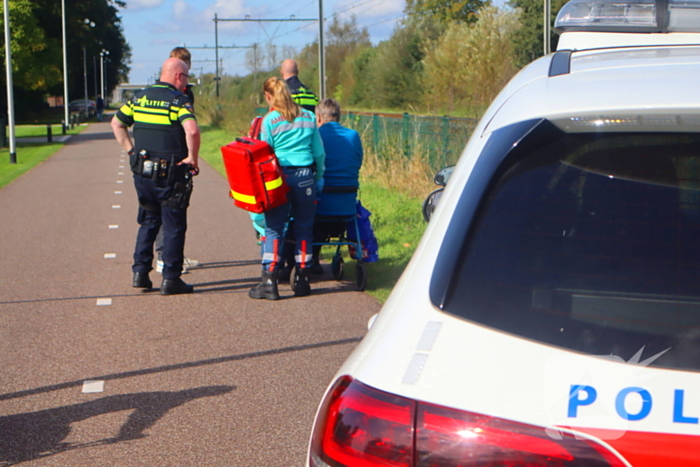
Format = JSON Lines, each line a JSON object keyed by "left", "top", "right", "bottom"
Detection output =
{"left": 132, "top": 173, "right": 187, "bottom": 280}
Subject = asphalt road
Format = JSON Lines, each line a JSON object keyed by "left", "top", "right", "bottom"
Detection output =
{"left": 0, "top": 122, "right": 381, "bottom": 466}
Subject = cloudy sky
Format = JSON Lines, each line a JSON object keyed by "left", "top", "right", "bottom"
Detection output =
{"left": 118, "top": 0, "right": 407, "bottom": 84}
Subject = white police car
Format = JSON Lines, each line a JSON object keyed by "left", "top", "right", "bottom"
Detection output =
{"left": 307, "top": 0, "right": 700, "bottom": 465}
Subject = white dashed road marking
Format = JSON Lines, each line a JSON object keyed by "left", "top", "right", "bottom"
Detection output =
{"left": 114, "top": 191, "right": 122, "bottom": 194}
{"left": 82, "top": 380, "right": 105, "bottom": 393}
{"left": 112, "top": 205, "right": 121, "bottom": 209}
{"left": 109, "top": 225, "right": 119, "bottom": 229}
{"left": 96, "top": 298, "right": 112, "bottom": 306}
{"left": 104, "top": 253, "right": 116, "bottom": 258}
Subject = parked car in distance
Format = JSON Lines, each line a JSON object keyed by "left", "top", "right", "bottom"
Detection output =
{"left": 307, "top": 0, "right": 700, "bottom": 465}
{"left": 68, "top": 99, "right": 96, "bottom": 117}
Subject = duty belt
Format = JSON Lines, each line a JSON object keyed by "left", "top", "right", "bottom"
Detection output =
{"left": 136, "top": 149, "right": 180, "bottom": 182}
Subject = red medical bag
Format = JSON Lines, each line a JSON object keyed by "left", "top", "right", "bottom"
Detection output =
{"left": 220, "top": 119, "right": 289, "bottom": 214}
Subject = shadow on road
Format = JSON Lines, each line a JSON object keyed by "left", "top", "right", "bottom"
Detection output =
{"left": 0, "top": 337, "right": 362, "bottom": 403}
{"left": 0, "top": 385, "right": 234, "bottom": 466}
{"left": 66, "top": 131, "right": 119, "bottom": 144}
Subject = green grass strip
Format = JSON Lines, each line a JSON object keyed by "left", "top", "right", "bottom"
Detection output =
{"left": 0, "top": 125, "right": 85, "bottom": 189}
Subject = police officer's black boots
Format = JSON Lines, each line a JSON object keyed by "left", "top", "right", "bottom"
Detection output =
{"left": 293, "top": 267, "right": 311, "bottom": 297}
{"left": 249, "top": 269, "right": 280, "bottom": 300}
{"left": 132, "top": 272, "right": 153, "bottom": 290}
{"left": 160, "top": 277, "right": 194, "bottom": 295}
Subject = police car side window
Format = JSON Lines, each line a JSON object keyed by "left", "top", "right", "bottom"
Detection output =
{"left": 441, "top": 128, "right": 700, "bottom": 372}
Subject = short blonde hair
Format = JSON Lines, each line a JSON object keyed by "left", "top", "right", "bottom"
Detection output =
{"left": 169, "top": 47, "right": 192, "bottom": 69}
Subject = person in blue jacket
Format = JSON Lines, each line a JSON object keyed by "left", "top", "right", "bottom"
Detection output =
{"left": 249, "top": 76, "right": 325, "bottom": 300}
{"left": 312, "top": 98, "right": 363, "bottom": 265}
{"left": 278, "top": 98, "right": 364, "bottom": 277}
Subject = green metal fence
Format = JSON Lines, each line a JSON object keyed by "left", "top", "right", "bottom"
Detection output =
{"left": 342, "top": 112, "right": 478, "bottom": 172}
{"left": 255, "top": 108, "right": 479, "bottom": 172}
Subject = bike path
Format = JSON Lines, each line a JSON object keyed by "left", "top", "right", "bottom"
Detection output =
{"left": 0, "top": 121, "right": 381, "bottom": 466}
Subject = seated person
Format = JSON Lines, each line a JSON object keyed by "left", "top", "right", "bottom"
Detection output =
{"left": 280, "top": 98, "right": 364, "bottom": 277}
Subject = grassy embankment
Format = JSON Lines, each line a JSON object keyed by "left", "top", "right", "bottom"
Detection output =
{"left": 199, "top": 125, "right": 430, "bottom": 304}
{"left": 0, "top": 124, "right": 86, "bottom": 189}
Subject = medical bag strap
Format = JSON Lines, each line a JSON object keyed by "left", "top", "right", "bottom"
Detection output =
{"left": 248, "top": 116, "right": 263, "bottom": 139}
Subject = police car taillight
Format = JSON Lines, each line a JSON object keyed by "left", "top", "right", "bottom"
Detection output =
{"left": 310, "top": 375, "right": 415, "bottom": 467}
{"left": 309, "top": 376, "right": 627, "bottom": 467}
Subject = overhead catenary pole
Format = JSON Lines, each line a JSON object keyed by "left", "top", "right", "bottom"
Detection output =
{"left": 215, "top": 13, "right": 219, "bottom": 98}
{"left": 318, "top": 0, "right": 325, "bottom": 99}
{"left": 213, "top": 15, "right": 320, "bottom": 96}
{"left": 61, "top": 0, "right": 69, "bottom": 130}
{"left": 184, "top": 43, "right": 253, "bottom": 97}
{"left": 253, "top": 43, "right": 258, "bottom": 95}
{"left": 3, "top": 0, "right": 16, "bottom": 163}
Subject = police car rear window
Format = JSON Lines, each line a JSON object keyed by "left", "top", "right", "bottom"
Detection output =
{"left": 441, "top": 126, "right": 700, "bottom": 372}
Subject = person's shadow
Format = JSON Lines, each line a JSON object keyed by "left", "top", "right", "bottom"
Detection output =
{"left": 0, "top": 385, "right": 234, "bottom": 466}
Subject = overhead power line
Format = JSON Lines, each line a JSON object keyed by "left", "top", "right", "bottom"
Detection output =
{"left": 365, "top": 14, "right": 407, "bottom": 28}
{"left": 332, "top": 0, "right": 382, "bottom": 17}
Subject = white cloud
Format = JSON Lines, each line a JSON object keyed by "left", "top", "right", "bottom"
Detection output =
{"left": 333, "top": 0, "right": 404, "bottom": 19}
{"left": 124, "top": 0, "right": 164, "bottom": 11}
{"left": 170, "top": 0, "right": 252, "bottom": 30}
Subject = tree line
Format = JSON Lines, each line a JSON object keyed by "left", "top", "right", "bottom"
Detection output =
{"left": 198, "top": 0, "right": 568, "bottom": 123}
{"left": 0, "top": 0, "right": 130, "bottom": 120}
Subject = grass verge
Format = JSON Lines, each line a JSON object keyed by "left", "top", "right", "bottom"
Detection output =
{"left": 13, "top": 124, "right": 82, "bottom": 138}
{"left": 199, "top": 125, "right": 428, "bottom": 304}
{"left": 0, "top": 125, "right": 86, "bottom": 189}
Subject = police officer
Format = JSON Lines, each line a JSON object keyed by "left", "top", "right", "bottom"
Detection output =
{"left": 111, "top": 57, "right": 200, "bottom": 295}
{"left": 281, "top": 59, "right": 319, "bottom": 113}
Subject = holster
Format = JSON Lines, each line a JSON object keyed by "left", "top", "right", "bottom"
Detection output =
{"left": 162, "top": 172, "right": 193, "bottom": 209}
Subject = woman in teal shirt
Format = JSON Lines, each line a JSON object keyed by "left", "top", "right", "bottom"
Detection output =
{"left": 249, "top": 76, "right": 325, "bottom": 300}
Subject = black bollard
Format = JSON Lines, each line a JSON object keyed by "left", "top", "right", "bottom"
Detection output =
{"left": 61, "top": 120, "right": 67, "bottom": 135}
{"left": 47, "top": 123, "right": 52, "bottom": 143}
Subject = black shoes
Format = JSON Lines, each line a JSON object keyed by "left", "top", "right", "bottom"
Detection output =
{"left": 132, "top": 272, "right": 153, "bottom": 289}
{"left": 160, "top": 277, "right": 194, "bottom": 295}
{"left": 249, "top": 270, "right": 280, "bottom": 300}
{"left": 293, "top": 268, "right": 311, "bottom": 297}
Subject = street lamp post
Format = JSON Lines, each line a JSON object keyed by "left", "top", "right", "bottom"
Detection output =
{"left": 61, "top": 0, "right": 69, "bottom": 130}
{"left": 100, "top": 50, "right": 109, "bottom": 103}
{"left": 3, "top": 0, "right": 17, "bottom": 163}
{"left": 83, "top": 19, "right": 95, "bottom": 118}
{"left": 93, "top": 56, "right": 98, "bottom": 98}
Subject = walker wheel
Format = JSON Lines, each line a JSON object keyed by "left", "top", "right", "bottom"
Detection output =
{"left": 290, "top": 265, "right": 301, "bottom": 292}
{"left": 356, "top": 262, "right": 367, "bottom": 291}
{"left": 331, "top": 255, "right": 344, "bottom": 281}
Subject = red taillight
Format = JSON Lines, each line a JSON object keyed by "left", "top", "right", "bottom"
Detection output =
{"left": 310, "top": 377, "right": 627, "bottom": 467}
{"left": 310, "top": 376, "right": 415, "bottom": 467}
{"left": 416, "top": 403, "right": 626, "bottom": 467}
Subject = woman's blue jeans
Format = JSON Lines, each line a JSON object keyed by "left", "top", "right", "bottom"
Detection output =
{"left": 262, "top": 166, "right": 317, "bottom": 272}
